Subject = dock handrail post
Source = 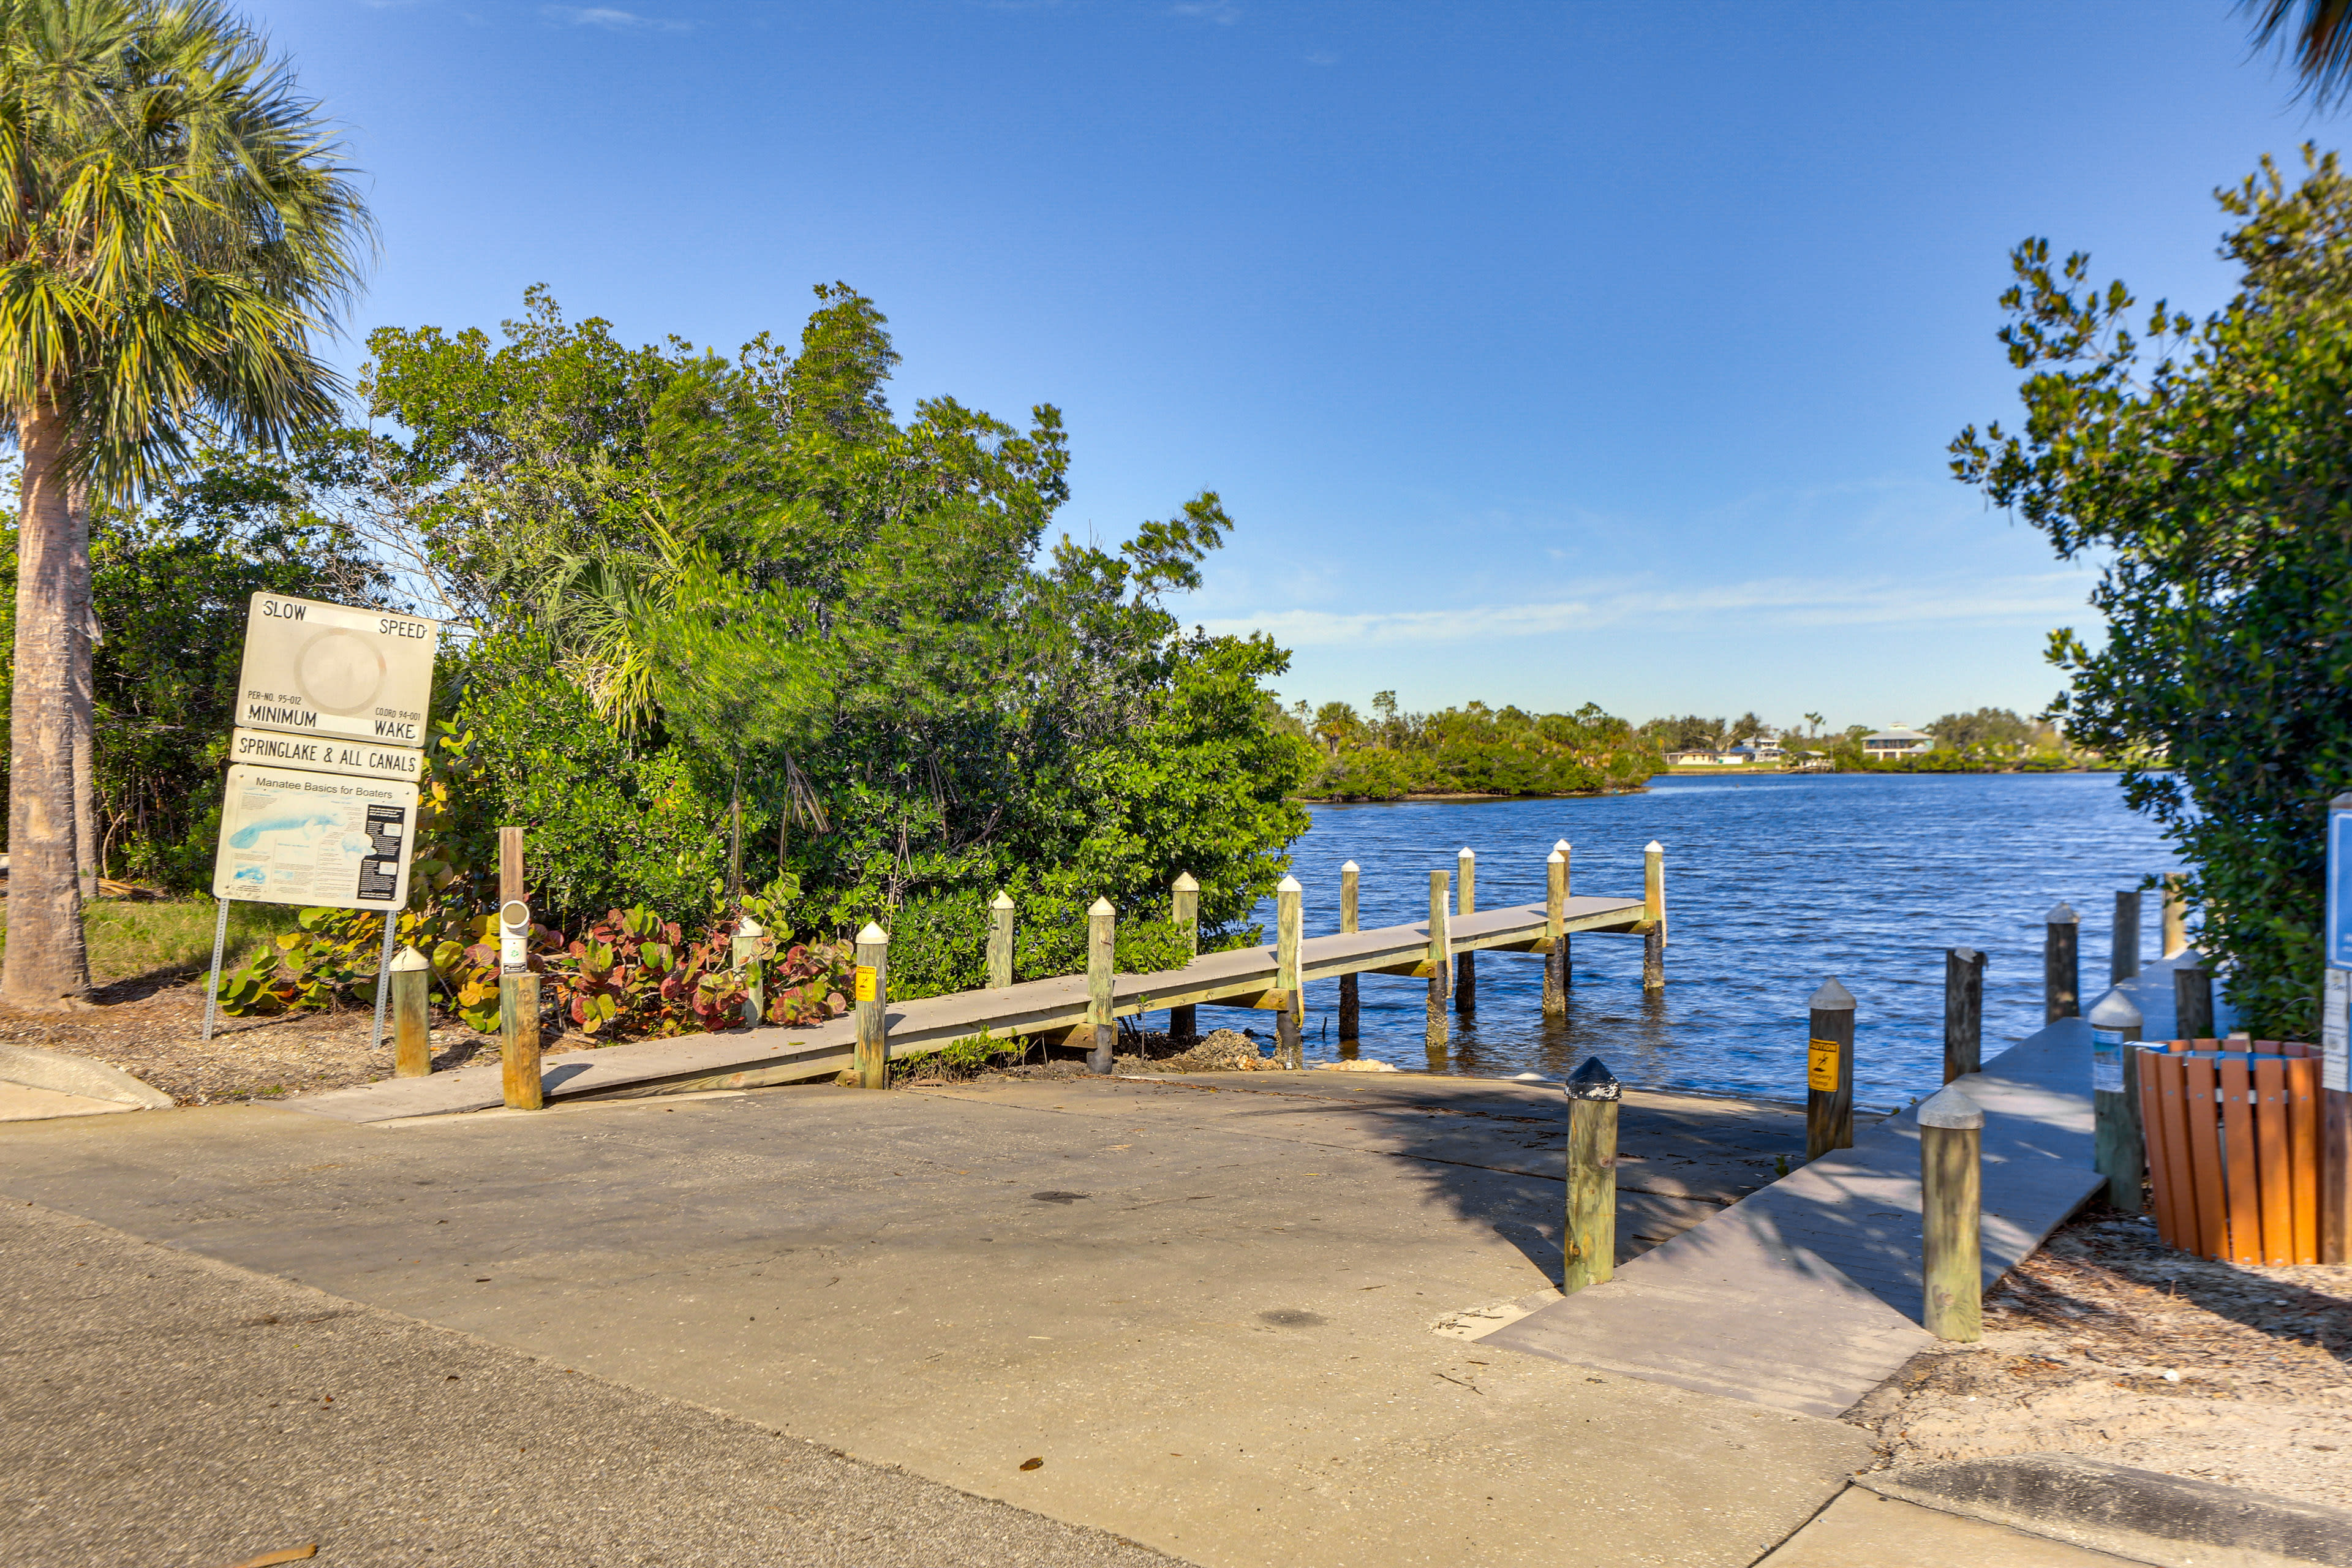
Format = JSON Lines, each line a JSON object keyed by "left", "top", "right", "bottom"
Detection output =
{"left": 1919, "top": 1085, "right": 1985, "bottom": 1342}
{"left": 1806, "top": 977, "right": 1856, "bottom": 1161}
{"left": 987, "top": 891, "right": 1015, "bottom": 991}
{"left": 1455, "top": 849, "right": 1476, "bottom": 1014}
{"left": 854, "top": 922, "right": 890, "bottom": 1089}
{"left": 1426, "top": 870, "right": 1450, "bottom": 1052}
{"left": 1642, "top": 840, "right": 1666, "bottom": 992}
{"left": 1169, "top": 874, "right": 1198, "bottom": 1043}
{"left": 1544, "top": 843, "right": 1569, "bottom": 1016}
{"left": 2174, "top": 963, "right": 2215, "bottom": 1041}
{"left": 2162, "top": 872, "right": 2189, "bottom": 958}
{"left": 2112, "top": 890, "right": 2143, "bottom": 985}
{"left": 1562, "top": 1056, "right": 1621, "bottom": 1294}
{"left": 391, "top": 946, "right": 432, "bottom": 1079}
{"left": 2045, "top": 902, "right": 2081, "bottom": 1022}
{"left": 2089, "top": 986, "right": 2146, "bottom": 1213}
{"left": 1276, "top": 876, "right": 1303, "bottom": 1068}
{"left": 1088, "top": 899, "right": 1116, "bottom": 1074}
{"left": 1338, "top": 862, "right": 1360, "bottom": 1044}
{"left": 1943, "top": 947, "right": 1985, "bottom": 1084}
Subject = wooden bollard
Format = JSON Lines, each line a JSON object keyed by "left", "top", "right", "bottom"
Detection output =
{"left": 2174, "top": 963, "right": 2214, "bottom": 1041}
{"left": 1642, "top": 840, "right": 1665, "bottom": 992}
{"left": 1806, "top": 976, "right": 1855, "bottom": 1161}
{"left": 2088, "top": 986, "right": 2146, "bottom": 1213}
{"left": 2111, "top": 890, "right": 2142, "bottom": 986}
{"left": 2162, "top": 872, "right": 2188, "bottom": 959}
{"left": 2044, "top": 901, "right": 2081, "bottom": 1022}
{"left": 1562, "top": 1055, "right": 1621, "bottom": 1294}
{"left": 1426, "top": 869, "right": 1450, "bottom": 1051}
{"left": 1169, "top": 873, "right": 1197, "bottom": 1042}
{"left": 1338, "top": 861, "right": 1360, "bottom": 1045}
{"left": 498, "top": 897, "right": 541, "bottom": 1110}
{"left": 733, "top": 915, "right": 767, "bottom": 1027}
{"left": 1544, "top": 842, "right": 1569, "bottom": 1016}
{"left": 1919, "top": 1085, "right": 1985, "bottom": 1341}
{"left": 1088, "top": 899, "right": 1115, "bottom": 1074}
{"left": 987, "top": 891, "right": 1015, "bottom": 990}
{"left": 854, "top": 922, "right": 889, "bottom": 1089}
{"left": 1276, "top": 876, "right": 1303, "bottom": 1068}
{"left": 1943, "top": 946, "right": 1985, "bottom": 1083}
{"left": 1455, "top": 848, "right": 1476, "bottom": 1014}
{"left": 391, "top": 945, "right": 432, "bottom": 1079}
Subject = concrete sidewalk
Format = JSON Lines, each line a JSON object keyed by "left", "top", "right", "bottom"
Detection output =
{"left": 0, "top": 1075, "right": 1872, "bottom": 1567}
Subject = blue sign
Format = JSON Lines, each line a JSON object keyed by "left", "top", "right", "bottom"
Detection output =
{"left": 2332, "top": 808, "right": 2352, "bottom": 969}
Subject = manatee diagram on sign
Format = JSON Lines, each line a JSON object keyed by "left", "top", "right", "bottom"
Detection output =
{"left": 235, "top": 592, "right": 440, "bottom": 745}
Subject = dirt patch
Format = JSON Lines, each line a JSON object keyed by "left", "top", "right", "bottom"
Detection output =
{"left": 0, "top": 973, "right": 521, "bottom": 1107}
{"left": 1846, "top": 1208, "right": 2352, "bottom": 1509}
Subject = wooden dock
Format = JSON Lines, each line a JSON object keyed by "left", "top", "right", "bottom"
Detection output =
{"left": 292, "top": 889, "right": 1653, "bottom": 1125}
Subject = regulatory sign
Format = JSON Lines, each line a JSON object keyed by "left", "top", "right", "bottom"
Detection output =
{"left": 228, "top": 726, "right": 424, "bottom": 784}
{"left": 233, "top": 593, "right": 439, "bottom": 746}
{"left": 1807, "top": 1038, "right": 1839, "bottom": 1093}
{"left": 2327, "top": 969, "right": 2350, "bottom": 1094}
{"left": 210, "top": 764, "right": 419, "bottom": 912}
{"left": 2330, "top": 805, "right": 2352, "bottom": 970}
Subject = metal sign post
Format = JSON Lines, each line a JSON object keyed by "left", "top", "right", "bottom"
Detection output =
{"left": 2324, "top": 795, "right": 2352, "bottom": 1261}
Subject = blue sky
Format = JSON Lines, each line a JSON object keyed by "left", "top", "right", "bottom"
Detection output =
{"left": 267, "top": 0, "right": 2317, "bottom": 731}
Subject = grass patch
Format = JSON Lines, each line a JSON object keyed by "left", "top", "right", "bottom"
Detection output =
{"left": 0, "top": 895, "right": 298, "bottom": 987}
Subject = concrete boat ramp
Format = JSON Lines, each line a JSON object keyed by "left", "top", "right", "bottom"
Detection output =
{"left": 0, "top": 1031, "right": 2103, "bottom": 1566}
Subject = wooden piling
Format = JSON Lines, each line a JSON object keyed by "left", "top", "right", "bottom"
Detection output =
{"left": 1338, "top": 862, "right": 1360, "bottom": 1044}
{"left": 1169, "top": 874, "right": 1197, "bottom": 1042}
{"left": 1642, "top": 840, "right": 1665, "bottom": 992}
{"left": 1919, "top": 1085, "right": 1985, "bottom": 1342}
{"left": 1276, "top": 876, "right": 1303, "bottom": 1068}
{"left": 2162, "top": 873, "right": 2188, "bottom": 959}
{"left": 1543, "top": 844, "right": 1569, "bottom": 1017}
{"left": 987, "top": 891, "right": 1016, "bottom": 992}
{"left": 854, "top": 922, "right": 890, "bottom": 1089}
{"left": 1943, "top": 946, "right": 1985, "bottom": 1083}
{"left": 1088, "top": 899, "right": 1116, "bottom": 1074}
{"left": 1806, "top": 976, "right": 1855, "bottom": 1161}
{"left": 2175, "top": 965, "right": 2214, "bottom": 1042}
{"left": 2089, "top": 986, "right": 2146, "bottom": 1213}
{"left": 391, "top": 946, "right": 432, "bottom": 1079}
{"left": 2045, "top": 902, "right": 2081, "bottom": 1022}
{"left": 1427, "top": 870, "right": 1450, "bottom": 1052}
{"left": 1455, "top": 849, "right": 1476, "bottom": 1014}
{"left": 496, "top": 828, "right": 541, "bottom": 1110}
{"left": 2112, "top": 890, "right": 2143, "bottom": 986}
{"left": 1562, "top": 1056, "right": 1621, "bottom": 1294}
{"left": 733, "top": 915, "right": 767, "bottom": 1027}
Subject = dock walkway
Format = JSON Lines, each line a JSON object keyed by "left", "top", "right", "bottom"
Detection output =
{"left": 1482, "top": 1019, "right": 2106, "bottom": 1417}
{"left": 292, "top": 893, "right": 1648, "bottom": 1125}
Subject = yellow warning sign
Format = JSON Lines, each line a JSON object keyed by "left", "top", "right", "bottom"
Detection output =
{"left": 1807, "top": 1038, "right": 1841, "bottom": 1093}
{"left": 854, "top": 965, "right": 878, "bottom": 1003}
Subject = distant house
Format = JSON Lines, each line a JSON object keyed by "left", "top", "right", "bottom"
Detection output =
{"left": 1861, "top": 725, "right": 1937, "bottom": 759}
{"left": 1664, "top": 749, "right": 1748, "bottom": 766}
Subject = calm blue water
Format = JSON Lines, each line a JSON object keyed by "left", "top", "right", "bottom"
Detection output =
{"left": 1259, "top": 773, "right": 2177, "bottom": 1107}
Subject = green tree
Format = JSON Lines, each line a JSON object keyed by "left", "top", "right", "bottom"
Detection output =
{"left": 1951, "top": 148, "right": 2352, "bottom": 1035}
{"left": 1927, "top": 707, "right": 2035, "bottom": 755}
{"left": 0, "top": 0, "right": 371, "bottom": 1005}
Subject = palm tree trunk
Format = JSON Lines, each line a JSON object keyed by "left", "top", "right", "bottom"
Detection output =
{"left": 4, "top": 401, "right": 93, "bottom": 1006}
{"left": 69, "top": 481, "right": 96, "bottom": 899}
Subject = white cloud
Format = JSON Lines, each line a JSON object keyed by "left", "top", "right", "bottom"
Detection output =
{"left": 1197, "top": 571, "right": 2096, "bottom": 647}
{"left": 1169, "top": 1, "right": 1241, "bottom": 23}
{"left": 540, "top": 5, "right": 690, "bottom": 31}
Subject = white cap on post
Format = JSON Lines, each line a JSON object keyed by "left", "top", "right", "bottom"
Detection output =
{"left": 1809, "top": 976, "right": 1856, "bottom": 1011}
{"left": 1645, "top": 840, "right": 1663, "bottom": 854}
{"left": 1278, "top": 875, "right": 1301, "bottom": 893}
{"left": 1547, "top": 849, "right": 1564, "bottom": 863}
{"left": 1918, "top": 1085, "right": 1985, "bottom": 1130}
{"left": 391, "top": 945, "right": 431, "bottom": 972}
{"left": 990, "top": 891, "right": 1014, "bottom": 910}
{"left": 1172, "top": 872, "right": 1199, "bottom": 892}
{"left": 2047, "top": 901, "right": 2079, "bottom": 924}
{"left": 857, "top": 922, "right": 889, "bottom": 944}
{"left": 1090, "top": 897, "right": 1114, "bottom": 916}
{"left": 1341, "top": 859, "right": 1358, "bottom": 873}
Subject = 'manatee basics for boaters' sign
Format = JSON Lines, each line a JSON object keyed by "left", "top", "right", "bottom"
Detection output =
{"left": 211, "top": 764, "right": 421, "bottom": 911}
{"left": 234, "top": 592, "right": 438, "bottom": 746}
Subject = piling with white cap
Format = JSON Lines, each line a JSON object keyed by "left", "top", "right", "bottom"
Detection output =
{"left": 854, "top": 922, "right": 891, "bottom": 1088}
{"left": 1338, "top": 862, "right": 1360, "bottom": 1046}
{"left": 1087, "top": 900, "right": 1115, "bottom": 1074}
{"left": 987, "top": 891, "right": 1016, "bottom": 991}
{"left": 2088, "top": 986, "right": 2147, "bottom": 1213}
{"left": 2045, "top": 901, "right": 2081, "bottom": 1022}
{"left": 1276, "top": 876, "right": 1304, "bottom": 1068}
{"left": 1167, "top": 875, "right": 1197, "bottom": 1042}
{"left": 1806, "top": 976, "right": 1856, "bottom": 1161}
{"left": 1918, "top": 1085, "right": 1985, "bottom": 1341}
{"left": 1455, "top": 849, "right": 1476, "bottom": 1015}
{"left": 1642, "top": 840, "right": 1667, "bottom": 992}
{"left": 1544, "top": 842, "right": 1570, "bottom": 1016}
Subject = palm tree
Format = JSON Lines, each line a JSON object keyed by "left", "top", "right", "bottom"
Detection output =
{"left": 1, "top": 0, "right": 371, "bottom": 1006}
{"left": 2246, "top": 0, "right": 2352, "bottom": 104}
